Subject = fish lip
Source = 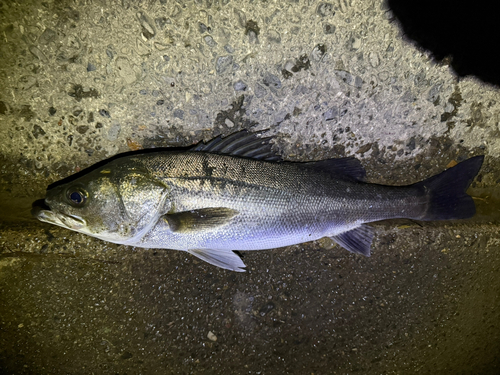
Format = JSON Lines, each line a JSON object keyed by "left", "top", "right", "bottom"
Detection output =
{"left": 31, "top": 199, "right": 50, "bottom": 218}
{"left": 31, "top": 199, "right": 86, "bottom": 229}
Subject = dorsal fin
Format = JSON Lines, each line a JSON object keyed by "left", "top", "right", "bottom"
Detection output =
{"left": 190, "top": 130, "right": 281, "bottom": 161}
{"left": 303, "top": 157, "right": 366, "bottom": 181}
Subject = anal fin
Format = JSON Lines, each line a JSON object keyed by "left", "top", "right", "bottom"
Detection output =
{"left": 330, "top": 224, "right": 374, "bottom": 257}
{"left": 188, "top": 248, "right": 246, "bottom": 272}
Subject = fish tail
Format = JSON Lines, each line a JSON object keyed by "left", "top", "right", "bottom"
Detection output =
{"left": 416, "top": 155, "right": 484, "bottom": 221}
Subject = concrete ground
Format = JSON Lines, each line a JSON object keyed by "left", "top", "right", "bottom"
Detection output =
{"left": 1, "top": 0, "right": 499, "bottom": 374}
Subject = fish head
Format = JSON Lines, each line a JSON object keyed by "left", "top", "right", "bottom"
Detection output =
{"left": 32, "top": 159, "right": 169, "bottom": 244}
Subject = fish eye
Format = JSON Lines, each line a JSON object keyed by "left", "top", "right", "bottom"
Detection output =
{"left": 67, "top": 188, "right": 87, "bottom": 206}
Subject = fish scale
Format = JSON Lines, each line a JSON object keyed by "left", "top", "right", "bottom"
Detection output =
{"left": 135, "top": 152, "right": 426, "bottom": 250}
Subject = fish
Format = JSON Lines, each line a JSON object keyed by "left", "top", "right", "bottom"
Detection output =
{"left": 32, "top": 131, "right": 484, "bottom": 272}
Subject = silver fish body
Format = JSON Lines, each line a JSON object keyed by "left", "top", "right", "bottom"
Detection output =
{"left": 32, "top": 132, "right": 484, "bottom": 271}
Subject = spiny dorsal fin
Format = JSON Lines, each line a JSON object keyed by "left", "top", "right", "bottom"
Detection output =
{"left": 190, "top": 130, "right": 281, "bottom": 161}
{"left": 303, "top": 157, "right": 366, "bottom": 181}
{"left": 163, "top": 207, "right": 239, "bottom": 233}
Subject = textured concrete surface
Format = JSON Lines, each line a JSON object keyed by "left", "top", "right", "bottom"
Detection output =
{"left": 1, "top": 0, "right": 500, "bottom": 374}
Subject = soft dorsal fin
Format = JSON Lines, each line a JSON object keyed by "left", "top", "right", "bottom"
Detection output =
{"left": 163, "top": 207, "right": 239, "bottom": 233}
{"left": 303, "top": 157, "right": 366, "bottom": 181}
{"left": 190, "top": 130, "right": 281, "bottom": 161}
{"left": 330, "top": 224, "right": 374, "bottom": 256}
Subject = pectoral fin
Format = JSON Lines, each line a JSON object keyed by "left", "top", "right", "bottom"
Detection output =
{"left": 163, "top": 207, "right": 238, "bottom": 233}
{"left": 188, "top": 248, "right": 246, "bottom": 272}
{"left": 330, "top": 224, "right": 374, "bottom": 256}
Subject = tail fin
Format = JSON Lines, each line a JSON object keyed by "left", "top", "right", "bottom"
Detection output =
{"left": 416, "top": 155, "right": 484, "bottom": 221}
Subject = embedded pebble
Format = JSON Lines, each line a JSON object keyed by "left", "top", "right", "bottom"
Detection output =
{"left": 233, "top": 80, "right": 247, "bottom": 91}
{"left": 207, "top": 331, "right": 217, "bottom": 342}
{"left": 203, "top": 35, "right": 217, "bottom": 47}
{"left": 323, "top": 23, "right": 336, "bottom": 34}
{"left": 198, "top": 22, "right": 207, "bottom": 33}
{"left": 29, "top": 46, "right": 48, "bottom": 62}
{"left": 324, "top": 107, "right": 338, "bottom": 122}
{"left": 107, "top": 123, "right": 121, "bottom": 141}
{"left": 317, "top": 3, "right": 335, "bottom": 17}
{"left": 155, "top": 17, "right": 169, "bottom": 30}
{"left": 263, "top": 73, "right": 281, "bottom": 90}
{"left": 259, "top": 302, "right": 275, "bottom": 316}
{"left": 115, "top": 57, "right": 136, "bottom": 84}
{"left": 335, "top": 70, "right": 363, "bottom": 89}
{"left": 216, "top": 55, "right": 233, "bottom": 74}
{"left": 254, "top": 83, "right": 267, "bottom": 98}
{"left": 138, "top": 12, "right": 156, "bottom": 40}
{"left": 173, "top": 109, "right": 184, "bottom": 119}
{"left": 311, "top": 44, "right": 327, "bottom": 61}
{"left": 32, "top": 125, "right": 46, "bottom": 139}
{"left": 267, "top": 30, "right": 281, "bottom": 43}
{"left": 39, "top": 28, "right": 57, "bottom": 45}
{"left": 427, "top": 84, "right": 442, "bottom": 103}
{"left": 99, "top": 109, "right": 110, "bottom": 118}
{"left": 369, "top": 52, "right": 380, "bottom": 67}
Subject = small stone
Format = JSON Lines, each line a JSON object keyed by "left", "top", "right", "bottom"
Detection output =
{"left": 216, "top": 55, "right": 233, "bottom": 74}
{"left": 39, "top": 28, "right": 57, "bottom": 45}
{"left": 107, "top": 123, "right": 121, "bottom": 141}
{"left": 155, "top": 17, "right": 169, "bottom": 30}
{"left": 263, "top": 73, "right": 281, "bottom": 90}
{"left": 323, "top": 23, "right": 336, "bottom": 34}
{"left": 267, "top": 30, "right": 281, "bottom": 43}
{"left": 207, "top": 331, "right": 217, "bottom": 342}
{"left": 324, "top": 107, "right": 338, "bottom": 122}
{"left": 203, "top": 35, "right": 217, "bottom": 47}
{"left": 99, "top": 109, "right": 110, "bottom": 118}
{"left": 77, "top": 125, "right": 89, "bottom": 134}
{"left": 254, "top": 83, "right": 267, "bottom": 98}
{"left": 32, "top": 125, "right": 46, "bottom": 139}
{"left": 317, "top": 3, "right": 334, "bottom": 17}
{"left": 139, "top": 13, "right": 155, "bottom": 40}
{"left": 335, "top": 71, "right": 363, "bottom": 89}
{"left": 427, "top": 84, "right": 442, "bottom": 104}
{"left": 259, "top": 302, "right": 275, "bottom": 316}
{"left": 173, "top": 109, "right": 184, "bottom": 119}
{"left": 311, "top": 44, "right": 327, "bottom": 61}
{"left": 198, "top": 22, "right": 207, "bottom": 33}
{"left": 233, "top": 80, "right": 247, "bottom": 91}
{"left": 225, "top": 118, "right": 234, "bottom": 128}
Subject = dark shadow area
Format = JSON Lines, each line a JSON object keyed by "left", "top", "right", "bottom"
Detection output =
{"left": 388, "top": 0, "right": 500, "bottom": 87}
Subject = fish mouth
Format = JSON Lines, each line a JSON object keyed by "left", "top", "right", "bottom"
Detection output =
{"left": 31, "top": 199, "right": 86, "bottom": 230}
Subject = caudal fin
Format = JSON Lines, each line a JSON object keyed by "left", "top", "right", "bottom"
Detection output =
{"left": 416, "top": 155, "right": 484, "bottom": 221}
